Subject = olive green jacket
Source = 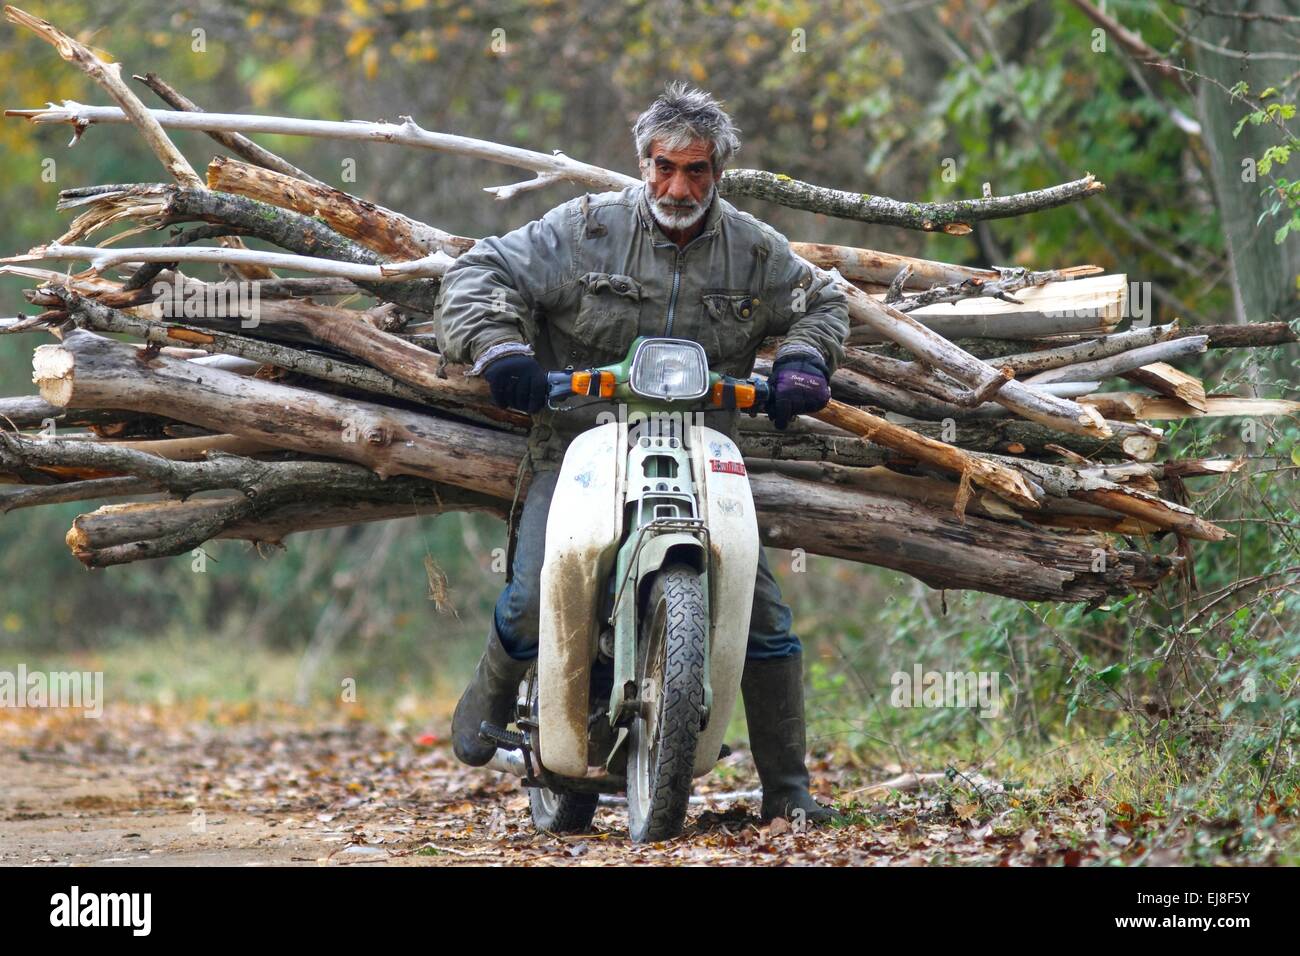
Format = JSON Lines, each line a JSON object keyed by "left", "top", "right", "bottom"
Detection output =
{"left": 433, "top": 182, "right": 849, "bottom": 469}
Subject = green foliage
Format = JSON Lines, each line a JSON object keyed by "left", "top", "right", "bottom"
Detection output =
{"left": 1227, "top": 81, "right": 1300, "bottom": 244}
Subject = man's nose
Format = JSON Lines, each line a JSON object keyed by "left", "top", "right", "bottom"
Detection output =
{"left": 667, "top": 173, "right": 691, "bottom": 200}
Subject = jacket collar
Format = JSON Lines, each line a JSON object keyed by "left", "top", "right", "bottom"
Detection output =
{"left": 634, "top": 181, "right": 724, "bottom": 244}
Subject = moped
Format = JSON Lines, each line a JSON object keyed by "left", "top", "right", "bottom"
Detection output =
{"left": 478, "top": 336, "right": 769, "bottom": 842}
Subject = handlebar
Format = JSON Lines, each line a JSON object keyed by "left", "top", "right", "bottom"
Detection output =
{"left": 546, "top": 367, "right": 770, "bottom": 414}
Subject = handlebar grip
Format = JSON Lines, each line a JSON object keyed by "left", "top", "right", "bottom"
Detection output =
{"left": 546, "top": 370, "right": 573, "bottom": 403}
{"left": 749, "top": 377, "right": 771, "bottom": 413}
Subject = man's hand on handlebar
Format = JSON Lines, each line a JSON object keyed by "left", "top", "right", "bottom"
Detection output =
{"left": 766, "top": 354, "right": 831, "bottom": 430}
{"left": 483, "top": 353, "right": 549, "bottom": 414}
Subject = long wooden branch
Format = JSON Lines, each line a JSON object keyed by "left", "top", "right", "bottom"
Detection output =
{"left": 7, "top": 242, "right": 452, "bottom": 283}
{"left": 0, "top": 427, "right": 1175, "bottom": 599}
{"left": 48, "top": 183, "right": 445, "bottom": 312}
{"left": 55, "top": 299, "right": 509, "bottom": 426}
{"left": 134, "top": 72, "right": 329, "bottom": 188}
{"left": 838, "top": 351, "right": 1011, "bottom": 407}
{"left": 1080, "top": 394, "right": 1300, "bottom": 420}
{"left": 811, "top": 399, "right": 1041, "bottom": 512}
{"left": 6, "top": 101, "right": 639, "bottom": 193}
{"left": 206, "top": 156, "right": 474, "bottom": 259}
{"left": 749, "top": 472, "right": 1173, "bottom": 599}
{"left": 1169, "top": 322, "right": 1299, "bottom": 348}
{"left": 791, "top": 244, "right": 1004, "bottom": 289}
{"left": 31, "top": 330, "right": 529, "bottom": 498}
{"left": 739, "top": 415, "right": 1138, "bottom": 463}
{"left": 885, "top": 264, "right": 1106, "bottom": 312}
{"left": 2, "top": 6, "right": 269, "bottom": 281}
{"left": 0, "top": 475, "right": 152, "bottom": 513}
{"left": 826, "top": 363, "right": 1104, "bottom": 424}
{"left": 54, "top": 292, "right": 524, "bottom": 430}
{"left": 872, "top": 321, "right": 1295, "bottom": 362}
{"left": 988, "top": 455, "right": 1230, "bottom": 541}
{"left": 1024, "top": 336, "right": 1209, "bottom": 385}
{"left": 712, "top": 170, "right": 1105, "bottom": 234}
{"left": 839, "top": 281, "right": 1114, "bottom": 438}
{"left": 992, "top": 323, "right": 1180, "bottom": 374}
{"left": 851, "top": 273, "right": 1127, "bottom": 342}
{"left": 6, "top": 101, "right": 1106, "bottom": 230}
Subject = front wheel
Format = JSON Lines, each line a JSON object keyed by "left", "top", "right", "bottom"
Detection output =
{"left": 524, "top": 667, "right": 598, "bottom": 834}
{"left": 529, "top": 784, "right": 598, "bottom": 834}
{"left": 627, "top": 563, "right": 707, "bottom": 843}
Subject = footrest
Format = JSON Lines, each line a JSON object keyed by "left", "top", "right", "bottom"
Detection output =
{"left": 478, "top": 721, "right": 527, "bottom": 751}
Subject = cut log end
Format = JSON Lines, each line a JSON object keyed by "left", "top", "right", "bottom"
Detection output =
{"left": 64, "top": 520, "right": 88, "bottom": 554}
{"left": 32, "top": 342, "right": 75, "bottom": 407}
{"left": 1121, "top": 434, "right": 1160, "bottom": 461}
{"left": 1077, "top": 404, "right": 1112, "bottom": 438}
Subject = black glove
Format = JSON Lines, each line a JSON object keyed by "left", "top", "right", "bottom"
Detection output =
{"left": 766, "top": 354, "right": 831, "bottom": 431}
{"left": 482, "top": 353, "right": 548, "bottom": 414}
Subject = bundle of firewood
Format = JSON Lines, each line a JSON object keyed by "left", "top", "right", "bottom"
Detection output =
{"left": 1, "top": 7, "right": 1296, "bottom": 604}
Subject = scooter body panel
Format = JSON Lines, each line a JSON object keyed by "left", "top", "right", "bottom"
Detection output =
{"left": 536, "top": 421, "right": 623, "bottom": 777}
{"left": 535, "top": 420, "right": 760, "bottom": 783}
{"left": 687, "top": 425, "right": 760, "bottom": 777}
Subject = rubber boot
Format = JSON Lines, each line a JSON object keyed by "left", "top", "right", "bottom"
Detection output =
{"left": 451, "top": 619, "right": 531, "bottom": 767}
{"left": 741, "top": 652, "right": 837, "bottom": 824}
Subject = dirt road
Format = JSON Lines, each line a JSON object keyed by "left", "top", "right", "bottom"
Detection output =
{"left": 0, "top": 703, "right": 1161, "bottom": 866}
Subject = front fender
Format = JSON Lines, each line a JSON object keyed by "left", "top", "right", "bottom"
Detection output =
{"left": 537, "top": 422, "right": 623, "bottom": 778}
{"left": 634, "top": 531, "right": 707, "bottom": 582}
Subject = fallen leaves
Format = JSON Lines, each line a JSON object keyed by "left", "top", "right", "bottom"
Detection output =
{"left": 0, "top": 703, "right": 1258, "bottom": 867}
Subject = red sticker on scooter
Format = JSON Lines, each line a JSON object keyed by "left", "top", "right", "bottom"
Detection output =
{"left": 709, "top": 459, "right": 746, "bottom": 476}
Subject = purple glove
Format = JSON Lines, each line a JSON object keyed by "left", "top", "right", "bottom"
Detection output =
{"left": 483, "top": 353, "right": 548, "bottom": 414}
{"left": 767, "top": 354, "right": 831, "bottom": 430}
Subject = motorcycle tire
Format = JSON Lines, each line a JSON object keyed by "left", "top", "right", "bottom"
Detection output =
{"left": 529, "top": 784, "right": 598, "bottom": 834}
{"left": 526, "top": 667, "right": 598, "bottom": 834}
{"left": 626, "top": 562, "right": 707, "bottom": 843}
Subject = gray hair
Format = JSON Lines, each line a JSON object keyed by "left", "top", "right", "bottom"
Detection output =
{"left": 632, "top": 81, "right": 741, "bottom": 174}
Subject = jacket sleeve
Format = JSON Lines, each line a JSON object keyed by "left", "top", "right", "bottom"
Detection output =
{"left": 764, "top": 233, "right": 849, "bottom": 376}
{"left": 434, "top": 199, "right": 579, "bottom": 374}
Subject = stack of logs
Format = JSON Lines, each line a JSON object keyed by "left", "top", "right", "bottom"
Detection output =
{"left": 0, "top": 6, "right": 1296, "bottom": 605}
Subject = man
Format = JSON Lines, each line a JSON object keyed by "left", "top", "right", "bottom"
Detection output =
{"left": 434, "top": 82, "right": 849, "bottom": 823}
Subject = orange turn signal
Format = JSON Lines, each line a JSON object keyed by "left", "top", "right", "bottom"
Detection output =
{"left": 710, "top": 381, "right": 758, "bottom": 409}
{"left": 572, "top": 370, "right": 615, "bottom": 398}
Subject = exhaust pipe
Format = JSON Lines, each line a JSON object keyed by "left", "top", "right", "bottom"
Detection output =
{"left": 486, "top": 747, "right": 529, "bottom": 777}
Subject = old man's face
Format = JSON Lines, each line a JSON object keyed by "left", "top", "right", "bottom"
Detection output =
{"left": 640, "top": 138, "right": 722, "bottom": 232}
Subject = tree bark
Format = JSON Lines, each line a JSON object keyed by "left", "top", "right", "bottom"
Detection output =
{"left": 44, "top": 446, "right": 1177, "bottom": 601}
{"left": 206, "top": 156, "right": 473, "bottom": 259}
{"left": 812, "top": 399, "right": 1041, "bottom": 512}
{"left": 720, "top": 170, "right": 1105, "bottom": 233}
{"left": 31, "top": 330, "right": 529, "bottom": 498}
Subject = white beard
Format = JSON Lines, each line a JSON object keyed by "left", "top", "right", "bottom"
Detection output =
{"left": 645, "top": 181, "right": 714, "bottom": 232}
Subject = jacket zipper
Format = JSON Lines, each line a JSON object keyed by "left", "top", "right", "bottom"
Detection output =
{"left": 665, "top": 248, "right": 683, "bottom": 336}
{"left": 655, "top": 228, "right": 717, "bottom": 335}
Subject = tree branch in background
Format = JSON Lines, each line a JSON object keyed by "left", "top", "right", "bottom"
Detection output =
{"left": 133, "top": 71, "right": 330, "bottom": 189}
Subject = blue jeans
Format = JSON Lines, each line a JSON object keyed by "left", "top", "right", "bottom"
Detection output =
{"left": 494, "top": 467, "right": 801, "bottom": 663}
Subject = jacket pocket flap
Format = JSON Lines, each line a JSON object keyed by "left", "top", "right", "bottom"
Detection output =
{"left": 701, "top": 291, "right": 758, "bottom": 321}
{"left": 580, "top": 272, "right": 642, "bottom": 300}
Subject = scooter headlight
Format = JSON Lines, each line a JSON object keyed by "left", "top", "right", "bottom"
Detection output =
{"left": 628, "top": 339, "right": 710, "bottom": 401}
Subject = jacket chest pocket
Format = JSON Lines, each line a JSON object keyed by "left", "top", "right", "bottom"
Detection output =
{"left": 572, "top": 272, "right": 643, "bottom": 363}
{"left": 699, "top": 289, "right": 761, "bottom": 363}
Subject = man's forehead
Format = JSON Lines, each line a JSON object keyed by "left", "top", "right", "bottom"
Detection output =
{"left": 648, "top": 139, "right": 713, "bottom": 165}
